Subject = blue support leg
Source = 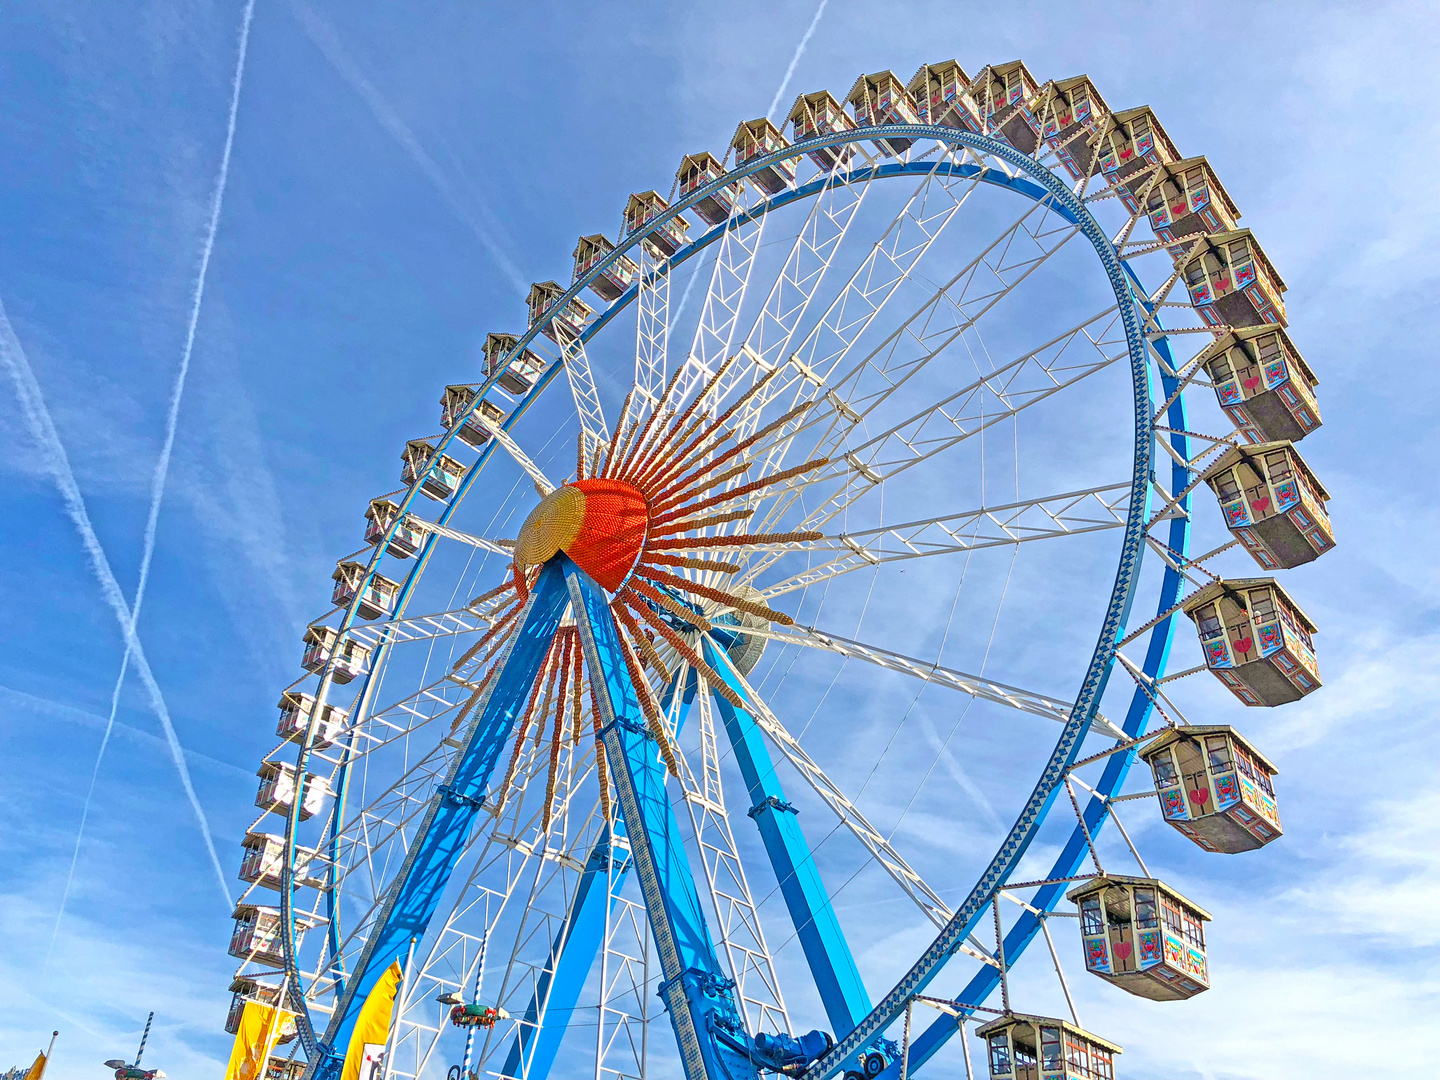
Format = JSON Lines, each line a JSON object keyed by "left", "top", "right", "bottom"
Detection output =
{"left": 314, "top": 562, "right": 573, "bottom": 1078}
{"left": 498, "top": 821, "right": 629, "bottom": 1079}
{"left": 501, "top": 677, "right": 700, "bottom": 1080}
{"left": 701, "top": 639, "right": 872, "bottom": 1037}
{"left": 563, "top": 557, "right": 757, "bottom": 1080}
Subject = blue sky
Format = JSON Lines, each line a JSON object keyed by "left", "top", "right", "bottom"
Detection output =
{"left": 2, "top": 1, "right": 1437, "bottom": 1078}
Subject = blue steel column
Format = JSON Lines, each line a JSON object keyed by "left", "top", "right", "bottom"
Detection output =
{"left": 701, "top": 639, "right": 871, "bottom": 1036}
{"left": 498, "top": 820, "right": 627, "bottom": 1079}
{"left": 563, "top": 557, "right": 757, "bottom": 1080}
{"left": 501, "top": 676, "right": 698, "bottom": 1080}
{"left": 312, "top": 561, "right": 573, "bottom": 1078}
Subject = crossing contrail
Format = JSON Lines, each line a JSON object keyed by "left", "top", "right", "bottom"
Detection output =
{"left": 2, "top": 301, "right": 233, "bottom": 909}
{"left": 39, "top": 0, "right": 257, "bottom": 966}
{"left": 767, "top": 0, "right": 830, "bottom": 122}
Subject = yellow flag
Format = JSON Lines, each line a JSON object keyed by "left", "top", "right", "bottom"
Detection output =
{"left": 226, "top": 1001, "right": 288, "bottom": 1080}
{"left": 340, "top": 960, "right": 403, "bottom": 1080}
{"left": 23, "top": 1053, "right": 46, "bottom": 1080}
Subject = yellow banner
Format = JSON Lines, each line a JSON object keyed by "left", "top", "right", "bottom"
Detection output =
{"left": 340, "top": 960, "right": 404, "bottom": 1080}
{"left": 225, "top": 1001, "right": 289, "bottom": 1080}
{"left": 23, "top": 1053, "right": 46, "bottom": 1080}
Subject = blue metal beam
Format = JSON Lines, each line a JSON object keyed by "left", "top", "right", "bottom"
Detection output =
{"left": 702, "top": 639, "right": 871, "bottom": 1037}
{"left": 501, "top": 676, "right": 699, "bottom": 1080}
{"left": 563, "top": 558, "right": 756, "bottom": 1080}
{"left": 313, "top": 562, "right": 573, "bottom": 1077}
{"left": 499, "top": 820, "right": 628, "bottom": 1079}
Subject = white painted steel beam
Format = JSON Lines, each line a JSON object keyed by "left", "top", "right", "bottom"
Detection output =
{"left": 741, "top": 623, "right": 1126, "bottom": 741}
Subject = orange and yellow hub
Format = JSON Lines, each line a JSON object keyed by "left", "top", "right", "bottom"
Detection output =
{"left": 515, "top": 478, "right": 648, "bottom": 591}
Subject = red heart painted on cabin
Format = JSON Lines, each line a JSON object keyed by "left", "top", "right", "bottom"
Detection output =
{"left": 1234, "top": 636, "right": 1254, "bottom": 654}
{"left": 1243, "top": 376, "right": 1261, "bottom": 390}
{"left": 1216, "top": 275, "right": 1230, "bottom": 289}
{"left": 1251, "top": 497, "right": 1271, "bottom": 515}
{"left": 1171, "top": 203, "right": 1187, "bottom": 216}
{"left": 1190, "top": 788, "right": 1210, "bottom": 805}
{"left": 1113, "top": 942, "right": 1133, "bottom": 960}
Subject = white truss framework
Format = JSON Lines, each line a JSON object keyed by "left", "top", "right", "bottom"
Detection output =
{"left": 629, "top": 242, "right": 671, "bottom": 429}
{"left": 718, "top": 164, "right": 875, "bottom": 418}
{"left": 674, "top": 675, "right": 790, "bottom": 1036}
{"left": 739, "top": 623, "right": 1126, "bottom": 741}
{"left": 676, "top": 182, "right": 771, "bottom": 403}
{"left": 734, "top": 150, "right": 984, "bottom": 446}
{"left": 559, "top": 333, "right": 609, "bottom": 460}
{"left": 471, "top": 409, "right": 556, "bottom": 495}
{"left": 408, "top": 518, "right": 516, "bottom": 556}
{"left": 342, "top": 605, "right": 493, "bottom": 652}
{"left": 593, "top": 844, "right": 652, "bottom": 1080}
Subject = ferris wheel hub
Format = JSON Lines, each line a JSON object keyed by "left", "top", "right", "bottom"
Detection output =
{"left": 515, "top": 479, "right": 648, "bottom": 591}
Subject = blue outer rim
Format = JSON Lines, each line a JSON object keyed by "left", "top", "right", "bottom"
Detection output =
{"left": 282, "top": 122, "right": 1182, "bottom": 1076}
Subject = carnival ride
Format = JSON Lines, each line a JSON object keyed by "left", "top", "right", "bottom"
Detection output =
{"left": 225, "top": 58, "right": 1330, "bottom": 1080}
{"left": 105, "top": 1013, "right": 166, "bottom": 1080}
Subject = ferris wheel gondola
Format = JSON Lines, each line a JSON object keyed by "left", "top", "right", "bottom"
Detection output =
{"left": 223, "top": 56, "right": 1332, "bottom": 1080}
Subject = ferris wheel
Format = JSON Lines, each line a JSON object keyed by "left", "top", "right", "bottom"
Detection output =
{"left": 223, "top": 58, "right": 1331, "bottom": 1080}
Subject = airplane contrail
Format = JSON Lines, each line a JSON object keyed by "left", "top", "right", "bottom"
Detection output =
{"left": 43, "top": 0, "right": 256, "bottom": 968}
{"left": 294, "top": 2, "right": 530, "bottom": 296}
{"left": 767, "top": 0, "right": 830, "bottom": 122}
{"left": 1, "top": 300, "right": 233, "bottom": 911}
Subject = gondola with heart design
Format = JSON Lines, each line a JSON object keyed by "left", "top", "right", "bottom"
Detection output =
{"left": 1182, "top": 577, "right": 1320, "bottom": 706}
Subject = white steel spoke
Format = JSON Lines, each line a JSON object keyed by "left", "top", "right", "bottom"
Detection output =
{"left": 557, "top": 334, "right": 609, "bottom": 460}
{"left": 340, "top": 593, "right": 512, "bottom": 652}
{"left": 471, "top": 407, "right": 556, "bottom": 495}
{"left": 712, "top": 645, "right": 953, "bottom": 931}
{"left": 342, "top": 607, "right": 485, "bottom": 650}
{"left": 739, "top": 623, "right": 1126, "bottom": 741}
{"left": 751, "top": 483, "right": 1131, "bottom": 598}
{"left": 408, "top": 518, "right": 515, "bottom": 556}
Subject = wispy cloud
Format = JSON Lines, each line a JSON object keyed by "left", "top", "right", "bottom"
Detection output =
{"left": 46, "top": 0, "right": 257, "bottom": 971}
{"left": 766, "top": 0, "right": 830, "bottom": 122}
{"left": 0, "top": 297, "right": 232, "bottom": 910}
{"left": 292, "top": 2, "right": 529, "bottom": 295}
